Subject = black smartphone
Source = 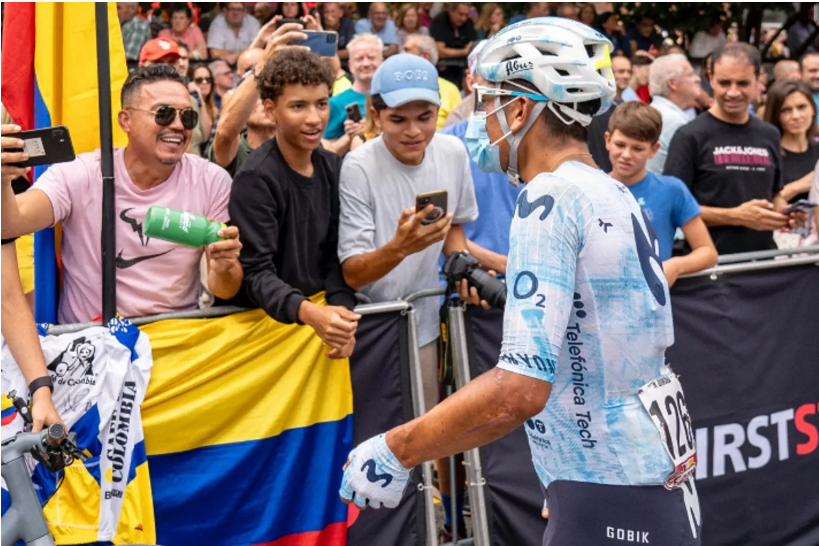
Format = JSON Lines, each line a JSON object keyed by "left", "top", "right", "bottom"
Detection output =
{"left": 781, "top": 199, "right": 817, "bottom": 215}
{"left": 295, "top": 30, "right": 338, "bottom": 57}
{"left": 6, "top": 125, "right": 75, "bottom": 168}
{"left": 345, "top": 103, "right": 363, "bottom": 123}
{"left": 415, "top": 190, "right": 448, "bottom": 226}
{"left": 276, "top": 18, "right": 304, "bottom": 28}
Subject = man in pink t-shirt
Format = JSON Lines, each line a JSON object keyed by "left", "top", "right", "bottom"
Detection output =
{"left": 1, "top": 64, "right": 243, "bottom": 324}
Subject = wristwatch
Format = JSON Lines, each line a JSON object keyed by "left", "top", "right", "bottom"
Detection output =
{"left": 242, "top": 67, "right": 260, "bottom": 82}
{"left": 29, "top": 376, "right": 54, "bottom": 397}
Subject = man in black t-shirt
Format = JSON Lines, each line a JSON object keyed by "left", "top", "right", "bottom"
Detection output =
{"left": 430, "top": 3, "right": 476, "bottom": 86}
{"left": 228, "top": 50, "right": 359, "bottom": 358}
{"left": 664, "top": 42, "right": 806, "bottom": 255}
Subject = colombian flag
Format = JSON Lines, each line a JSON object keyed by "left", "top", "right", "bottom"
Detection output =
{"left": 1, "top": 2, "right": 129, "bottom": 324}
{"left": 141, "top": 296, "right": 353, "bottom": 546}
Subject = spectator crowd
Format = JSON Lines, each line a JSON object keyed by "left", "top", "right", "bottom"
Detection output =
{"left": 2, "top": 2, "right": 819, "bottom": 541}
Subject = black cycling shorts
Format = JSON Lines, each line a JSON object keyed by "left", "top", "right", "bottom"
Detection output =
{"left": 543, "top": 479, "right": 702, "bottom": 546}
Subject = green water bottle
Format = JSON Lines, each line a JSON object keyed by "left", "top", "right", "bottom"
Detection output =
{"left": 144, "top": 206, "right": 227, "bottom": 248}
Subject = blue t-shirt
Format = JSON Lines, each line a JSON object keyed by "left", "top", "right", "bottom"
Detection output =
{"left": 353, "top": 18, "right": 399, "bottom": 45}
{"left": 626, "top": 171, "right": 701, "bottom": 261}
{"left": 325, "top": 88, "right": 367, "bottom": 140}
{"left": 439, "top": 120, "right": 521, "bottom": 258}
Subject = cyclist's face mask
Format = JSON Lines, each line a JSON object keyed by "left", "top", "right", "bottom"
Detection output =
{"left": 465, "top": 85, "right": 547, "bottom": 187}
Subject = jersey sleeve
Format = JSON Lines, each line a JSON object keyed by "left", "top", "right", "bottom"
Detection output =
{"left": 497, "top": 179, "right": 592, "bottom": 383}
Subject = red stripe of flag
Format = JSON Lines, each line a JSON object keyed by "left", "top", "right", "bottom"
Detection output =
{"left": 253, "top": 521, "right": 347, "bottom": 546}
{"left": 1, "top": 2, "right": 36, "bottom": 131}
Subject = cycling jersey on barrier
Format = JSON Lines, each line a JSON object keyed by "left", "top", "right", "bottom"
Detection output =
{"left": 497, "top": 161, "right": 678, "bottom": 489}
{"left": 1, "top": 318, "right": 154, "bottom": 545}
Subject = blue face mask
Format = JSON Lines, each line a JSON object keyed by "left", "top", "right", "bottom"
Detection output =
{"left": 465, "top": 112, "right": 503, "bottom": 174}
{"left": 465, "top": 101, "right": 513, "bottom": 175}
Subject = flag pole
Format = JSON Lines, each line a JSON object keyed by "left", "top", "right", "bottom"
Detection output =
{"left": 95, "top": 3, "right": 116, "bottom": 323}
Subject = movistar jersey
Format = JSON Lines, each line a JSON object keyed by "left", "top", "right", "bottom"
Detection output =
{"left": 497, "top": 161, "right": 676, "bottom": 488}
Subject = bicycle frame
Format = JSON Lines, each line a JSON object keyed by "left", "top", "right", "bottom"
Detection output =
{"left": 1, "top": 431, "right": 55, "bottom": 546}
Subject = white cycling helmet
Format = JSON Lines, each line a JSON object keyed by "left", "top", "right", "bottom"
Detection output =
{"left": 475, "top": 17, "right": 616, "bottom": 126}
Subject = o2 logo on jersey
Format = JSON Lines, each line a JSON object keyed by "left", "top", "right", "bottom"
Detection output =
{"left": 631, "top": 211, "right": 666, "bottom": 306}
{"left": 516, "top": 190, "right": 554, "bottom": 221}
{"left": 526, "top": 419, "right": 546, "bottom": 434}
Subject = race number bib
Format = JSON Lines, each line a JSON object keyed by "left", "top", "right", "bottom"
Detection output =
{"left": 638, "top": 374, "right": 696, "bottom": 490}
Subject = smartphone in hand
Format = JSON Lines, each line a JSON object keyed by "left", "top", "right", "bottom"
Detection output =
{"left": 6, "top": 126, "right": 75, "bottom": 168}
{"left": 345, "top": 103, "right": 363, "bottom": 123}
{"left": 415, "top": 190, "right": 448, "bottom": 226}
{"left": 781, "top": 199, "right": 817, "bottom": 215}
{"left": 295, "top": 30, "right": 338, "bottom": 57}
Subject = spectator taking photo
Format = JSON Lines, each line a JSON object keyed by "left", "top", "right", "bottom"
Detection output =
{"left": 1, "top": 64, "right": 243, "bottom": 324}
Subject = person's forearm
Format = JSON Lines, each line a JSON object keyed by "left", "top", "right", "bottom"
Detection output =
{"left": 699, "top": 205, "right": 739, "bottom": 227}
{"left": 342, "top": 239, "right": 406, "bottom": 290}
{"left": 772, "top": 192, "right": 788, "bottom": 212}
{"left": 209, "top": 48, "right": 239, "bottom": 65}
{"left": 666, "top": 246, "right": 718, "bottom": 277}
{"left": 442, "top": 224, "right": 467, "bottom": 255}
{"left": 207, "top": 262, "right": 244, "bottom": 300}
{"left": 213, "top": 75, "right": 259, "bottom": 167}
{"left": 338, "top": 49, "right": 349, "bottom": 60}
{"left": 465, "top": 240, "right": 508, "bottom": 274}
{"left": 781, "top": 172, "right": 814, "bottom": 202}
{"left": 321, "top": 135, "right": 352, "bottom": 157}
{"left": 387, "top": 368, "right": 550, "bottom": 468}
{"left": 1, "top": 179, "right": 22, "bottom": 239}
{"left": 438, "top": 45, "right": 467, "bottom": 58}
{"left": 1, "top": 246, "right": 48, "bottom": 384}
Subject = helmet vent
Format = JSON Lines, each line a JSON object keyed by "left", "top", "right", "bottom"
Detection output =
{"left": 555, "top": 68, "right": 571, "bottom": 77}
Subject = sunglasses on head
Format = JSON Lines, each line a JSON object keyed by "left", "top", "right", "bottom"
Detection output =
{"left": 194, "top": 76, "right": 213, "bottom": 84}
{"left": 130, "top": 105, "right": 199, "bottom": 130}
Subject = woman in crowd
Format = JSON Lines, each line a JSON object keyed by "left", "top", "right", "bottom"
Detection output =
{"left": 763, "top": 80, "right": 819, "bottom": 204}
{"left": 350, "top": 95, "right": 382, "bottom": 152}
{"left": 189, "top": 63, "right": 218, "bottom": 150}
{"left": 396, "top": 4, "right": 429, "bottom": 50}
{"left": 418, "top": 2, "right": 435, "bottom": 28}
{"left": 475, "top": 3, "right": 504, "bottom": 40}
{"left": 276, "top": 2, "right": 303, "bottom": 19}
{"left": 578, "top": 3, "right": 597, "bottom": 27}
{"left": 159, "top": 5, "right": 206, "bottom": 59}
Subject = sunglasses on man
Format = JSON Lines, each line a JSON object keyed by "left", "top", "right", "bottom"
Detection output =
{"left": 129, "top": 105, "right": 199, "bottom": 130}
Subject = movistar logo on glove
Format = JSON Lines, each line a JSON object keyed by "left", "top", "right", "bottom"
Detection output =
{"left": 339, "top": 433, "right": 411, "bottom": 510}
{"left": 361, "top": 459, "right": 393, "bottom": 487}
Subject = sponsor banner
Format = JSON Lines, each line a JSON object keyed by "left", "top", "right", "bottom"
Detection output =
{"left": 466, "top": 264, "right": 819, "bottom": 546}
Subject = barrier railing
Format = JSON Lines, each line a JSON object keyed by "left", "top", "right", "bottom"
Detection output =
{"left": 38, "top": 251, "right": 819, "bottom": 546}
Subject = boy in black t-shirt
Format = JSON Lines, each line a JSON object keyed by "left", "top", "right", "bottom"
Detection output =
{"left": 664, "top": 42, "right": 807, "bottom": 255}
{"left": 228, "top": 50, "right": 359, "bottom": 358}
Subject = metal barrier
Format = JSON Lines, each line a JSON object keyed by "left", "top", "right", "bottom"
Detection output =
{"left": 449, "top": 304, "right": 491, "bottom": 546}
{"left": 40, "top": 248, "right": 819, "bottom": 546}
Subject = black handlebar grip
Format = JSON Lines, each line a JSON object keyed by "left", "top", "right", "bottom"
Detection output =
{"left": 45, "top": 422, "right": 66, "bottom": 446}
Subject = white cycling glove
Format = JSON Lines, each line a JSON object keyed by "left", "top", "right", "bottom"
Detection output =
{"left": 339, "top": 433, "right": 411, "bottom": 509}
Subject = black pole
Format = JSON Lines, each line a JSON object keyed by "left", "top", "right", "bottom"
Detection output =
{"left": 95, "top": 3, "right": 116, "bottom": 323}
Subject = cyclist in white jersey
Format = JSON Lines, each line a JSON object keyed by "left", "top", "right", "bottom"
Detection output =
{"left": 340, "top": 17, "right": 701, "bottom": 545}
